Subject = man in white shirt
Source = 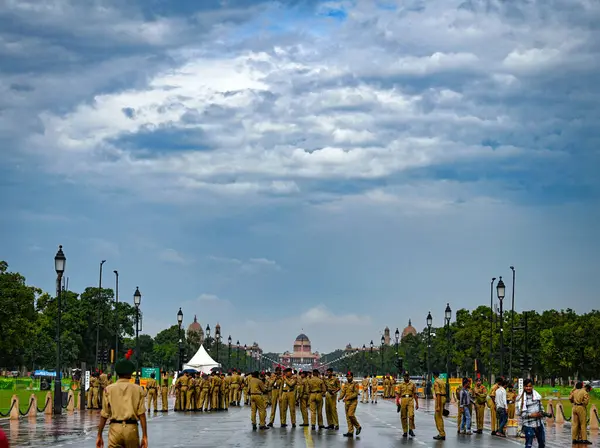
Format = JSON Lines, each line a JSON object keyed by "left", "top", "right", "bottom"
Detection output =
{"left": 517, "top": 379, "right": 546, "bottom": 448}
{"left": 494, "top": 379, "right": 508, "bottom": 437}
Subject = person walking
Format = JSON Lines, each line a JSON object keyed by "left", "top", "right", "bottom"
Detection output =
{"left": 396, "top": 371, "right": 418, "bottom": 438}
{"left": 338, "top": 372, "right": 362, "bottom": 437}
{"left": 516, "top": 379, "right": 546, "bottom": 448}
{"left": 145, "top": 372, "right": 158, "bottom": 412}
{"left": 495, "top": 379, "right": 508, "bottom": 437}
{"left": 459, "top": 378, "right": 474, "bottom": 435}
{"left": 432, "top": 372, "right": 446, "bottom": 440}
{"left": 361, "top": 375, "right": 370, "bottom": 403}
{"left": 96, "top": 350, "right": 148, "bottom": 448}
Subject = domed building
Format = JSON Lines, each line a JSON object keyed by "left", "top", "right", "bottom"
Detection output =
{"left": 401, "top": 319, "right": 418, "bottom": 340}
{"left": 279, "top": 333, "right": 320, "bottom": 369}
{"left": 187, "top": 315, "right": 205, "bottom": 344}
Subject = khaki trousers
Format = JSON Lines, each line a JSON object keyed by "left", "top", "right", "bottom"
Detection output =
{"left": 325, "top": 392, "right": 339, "bottom": 427}
{"left": 200, "top": 389, "right": 210, "bottom": 410}
{"left": 488, "top": 398, "right": 497, "bottom": 431}
{"left": 310, "top": 393, "right": 324, "bottom": 426}
{"left": 400, "top": 397, "right": 415, "bottom": 433}
{"left": 147, "top": 389, "right": 157, "bottom": 411}
{"left": 475, "top": 404, "right": 485, "bottom": 430}
{"left": 280, "top": 391, "right": 296, "bottom": 425}
{"left": 300, "top": 395, "right": 309, "bottom": 424}
{"left": 269, "top": 390, "right": 280, "bottom": 423}
{"left": 345, "top": 399, "right": 360, "bottom": 432}
{"left": 251, "top": 395, "right": 267, "bottom": 426}
{"left": 108, "top": 424, "right": 139, "bottom": 448}
{"left": 435, "top": 397, "right": 446, "bottom": 437}
{"left": 572, "top": 405, "right": 587, "bottom": 441}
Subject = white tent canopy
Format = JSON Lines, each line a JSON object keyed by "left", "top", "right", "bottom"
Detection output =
{"left": 183, "top": 344, "right": 221, "bottom": 374}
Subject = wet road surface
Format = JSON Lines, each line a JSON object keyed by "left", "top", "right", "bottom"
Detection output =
{"left": 2, "top": 398, "right": 598, "bottom": 447}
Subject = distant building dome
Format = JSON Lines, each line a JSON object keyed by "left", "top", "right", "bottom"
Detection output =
{"left": 188, "top": 315, "right": 202, "bottom": 334}
{"left": 294, "top": 333, "right": 311, "bottom": 353}
{"left": 296, "top": 333, "right": 309, "bottom": 342}
{"left": 401, "top": 319, "right": 417, "bottom": 339}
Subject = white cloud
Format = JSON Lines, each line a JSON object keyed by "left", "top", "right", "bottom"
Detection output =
{"left": 159, "top": 248, "right": 189, "bottom": 265}
{"left": 208, "top": 255, "right": 282, "bottom": 273}
{"left": 197, "top": 293, "right": 221, "bottom": 302}
{"left": 300, "top": 304, "right": 367, "bottom": 326}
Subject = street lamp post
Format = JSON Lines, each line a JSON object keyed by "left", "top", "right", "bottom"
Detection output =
{"left": 53, "top": 245, "right": 66, "bottom": 415}
{"left": 370, "top": 340, "right": 374, "bottom": 375}
{"left": 236, "top": 340, "right": 240, "bottom": 369}
{"left": 426, "top": 311, "right": 433, "bottom": 399}
{"left": 497, "top": 276, "right": 506, "bottom": 376}
{"left": 215, "top": 327, "right": 221, "bottom": 366}
{"left": 177, "top": 308, "right": 183, "bottom": 371}
{"left": 206, "top": 325, "right": 211, "bottom": 354}
{"left": 228, "top": 336, "right": 232, "bottom": 370}
{"left": 243, "top": 344, "right": 247, "bottom": 370}
{"left": 113, "top": 270, "right": 119, "bottom": 370}
{"left": 445, "top": 303, "right": 452, "bottom": 398}
{"left": 509, "top": 266, "right": 516, "bottom": 381}
{"left": 362, "top": 344, "right": 366, "bottom": 376}
{"left": 95, "top": 260, "right": 106, "bottom": 369}
{"left": 380, "top": 335, "right": 385, "bottom": 372}
{"left": 489, "top": 277, "right": 496, "bottom": 385}
{"left": 394, "top": 328, "right": 400, "bottom": 375}
{"left": 133, "top": 287, "right": 141, "bottom": 384}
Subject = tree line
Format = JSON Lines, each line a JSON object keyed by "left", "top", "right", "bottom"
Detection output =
{"left": 2, "top": 261, "right": 599, "bottom": 382}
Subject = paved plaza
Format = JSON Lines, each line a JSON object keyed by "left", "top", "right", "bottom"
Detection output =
{"left": 1, "top": 399, "right": 597, "bottom": 447}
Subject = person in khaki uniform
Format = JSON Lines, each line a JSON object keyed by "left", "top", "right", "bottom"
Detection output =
{"left": 96, "top": 352, "right": 148, "bottom": 448}
{"left": 211, "top": 371, "right": 221, "bottom": 411}
{"left": 280, "top": 368, "right": 297, "bottom": 427}
{"left": 268, "top": 368, "right": 283, "bottom": 426}
{"left": 242, "top": 373, "right": 250, "bottom": 405}
{"left": 361, "top": 375, "right": 370, "bottom": 403}
{"left": 199, "top": 374, "right": 211, "bottom": 411}
{"left": 145, "top": 372, "right": 158, "bottom": 412}
{"left": 230, "top": 371, "right": 240, "bottom": 406}
{"left": 90, "top": 374, "right": 100, "bottom": 409}
{"left": 570, "top": 382, "right": 591, "bottom": 444}
{"left": 472, "top": 377, "right": 487, "bottom": 433}
{"left": 396, "top": 371, "right": 418, "bottom": 438}
{"left": 248, "top": 371, "right": 271, "bottom": 431}
{"left": 160, "top": 371, "right": 169, "bottom": 412}
{"left": 308, "top": 369, "right": 326, "bottom": 430}
{"left": 433, "top": 372, "right": 446, "bottom": 440}
{"left": 456, "top": 383, "right": 464, "bottom": 433}
{"left": 297, "top": 371, "right": 309, "bottom": 426}
{"left": 221, "top": 373, "right": 230, "bottom": 410}
{"left": 370, "top": 375, "right": 379, "bottom": 403}
{"left": 324, "top": 368, "right": 340, "bottom": 430}
{"left": 99, "top": 372, "right": 108, "bottom": 407}
{"left": 506, "top": 384, "right": 517, "bottom": 419}
{"left": 488, "top": 377, "right": 502, "bottom": 435}
{"left": 338, "top": 371, "right": 362, "bottom": 438}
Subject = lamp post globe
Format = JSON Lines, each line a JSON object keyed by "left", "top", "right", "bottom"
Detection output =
{"left": 496, "top": 277, "right": 506, "bottom": 300}
{"left": 427, "top": 311, "right": 433, "bottom": 329}
{"left": 395, "top": 328, "right": 400, "bottom": 344}
{"left": 53, "top": 245, "right": 66, "bottom": 415}
{"left": 177, "top": 308, "right": 183, "bottom": 326}
{"left": 133, "top": 287, "right": 142, "bottom": 384}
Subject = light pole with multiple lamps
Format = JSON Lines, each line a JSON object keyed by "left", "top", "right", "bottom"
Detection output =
{"left": 228, "top": 336, "right": 232, "bottom": 370}
{"left": 444, "top": 303, "right": 452, "bottom": 398}
{"left": 489, "top": 277, "right": 496, "bottom": 385}
{"left": 369, "top": 340, "right": 374, "bottom": 375}
{"left": 497, "top": 276, "right": 506, "bottom": 376}
{"left": 95, "top": 260, "right": 106, "bottom": 369}
{"left": 113, "top": 270, "right": 119, "bottom": 369}
{"left": 426, "top": 311, "right": 433, "bottom": 398}
{"left": 380, "top": 335, "right": 385, "bottom": 372}
{"left": 177, "top": 308, "right": 183, "bottom": 371}
{"left": 133, "top": 287, "right": 141, "bottom": 384}
{"left": 509, "top": 266, "right": 516, "bottom": 381}
{"left": 53, "top": 245, "right": 66, "bottom": 415}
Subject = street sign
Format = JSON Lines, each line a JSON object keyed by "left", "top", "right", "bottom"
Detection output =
{"left": 84, "top": 370, "right": 90, "bottom": 391}
{"left": 141, "top": 367, "right": 160, "bottom": 379}
{"left": 518, "top": 378, "right": 523, "bottom": 399}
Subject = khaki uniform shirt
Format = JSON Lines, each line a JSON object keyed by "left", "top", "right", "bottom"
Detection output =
{"left": 282, "top": 376, "right": 297, "bottom": 392}
{"left": 339, "top": 381, "right": 359, "bottom": 400}
{"left": 325, "top": 376, "right": 341, "bottom": 395}
{"left": 101, "top": 379, "right": 146, "bottom": 421}
{"left": 473, "top": 384, "right": 487, "bottom": 404}
{"left": 146, "top": 378, "right": 158, "bottom": 391}
{"left": 397, "top": 381, "right": 417, "bottom": 398}
{"left": 249, "top": 377, "right": 266, "bottom": 394}
{"left": 307, "top": 377, "right": 326, "bottom": 394}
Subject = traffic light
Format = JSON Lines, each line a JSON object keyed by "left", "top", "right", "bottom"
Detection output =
{"left": 395, "top": 357, "right": 404, "bottom": 372}
{"left": 183, "top": 352, "right": 188, "bottom": 363}
{"left": 527, "top": 354, "right": 533, "bottom": 369}
{"left": 518, "top": 354, "right": 525, "bottom": 370}
{"left": 102, "top": 349, "right": 108, "bottom": 365}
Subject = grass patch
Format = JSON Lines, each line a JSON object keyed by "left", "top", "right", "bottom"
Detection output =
{"left": 0, "top": 390, "right": 80, "bottom": 415}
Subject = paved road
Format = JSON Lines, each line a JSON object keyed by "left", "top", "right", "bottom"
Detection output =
{"left": 1, "top": 398, "right": 598, "bottom": 447}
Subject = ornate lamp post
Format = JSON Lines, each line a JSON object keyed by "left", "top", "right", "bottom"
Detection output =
{"left": 509, "top": 266, "right": 516, "bottom": 381}
{"left": 95, "top": 260, "right": 106, "bottom": 369}
{"left": 228, "top": 336, "right": 232, "bottom": 370}
{"left": 113, "top": 270, "right": 119, "bottom": 370}
{"left": 177, "top": 308, "right": 183, "bottom": 371}
{"left": 394, "top": 328, "right": 400, "bottom": 375}
{"left": 133, "top": 287, "right": 142, "bottom": 384}
{"left": 53, "top": 245, "right": 66, "bottom": 415}
{"left": 489, "top": 277, "right": 496, "bottom": 385}
{"left": 243, "top": 344, "right": 247, "bottom": 370}
{"left": 362, "top": 344, "right": 366, "bottom": 376}
{"left": 444, "top": 303, "right": 452, "bottom": 397}
{"left": 380, "top": 335, "right": 385, "bottom": 371}
{"left": 426, "top": 311, "right": 433, "bottom": 398}
{"left": 206, "top": 325, "right": 211, "bottom": 354}
{"left": 497, "top": 276, "right": 506, "bottom": 376}
{"left": 370, "top": 340, "right": 374, "bottom": 375}
{"left": 236, "top": 340, "right": 240, "bottom": 369}
{"left": 215, "top": 326, "right": 221, "bottom": 366}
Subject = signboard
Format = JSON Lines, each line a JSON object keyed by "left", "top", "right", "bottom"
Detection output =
{"left": 141, "top": 368, "right": 160, "bottom": 379}
{"left": 518, "top": 378, "right": 523, "bottom": 400}
{"left": 84, "top": 371, "right": 90, "bottom": 391}
{"left": 34, "top": 370, "right": 56, "bottom": 377}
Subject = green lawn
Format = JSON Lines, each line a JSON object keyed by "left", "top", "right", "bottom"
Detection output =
{"left": 0, "top": 390, "right": 80, "bottom": 415}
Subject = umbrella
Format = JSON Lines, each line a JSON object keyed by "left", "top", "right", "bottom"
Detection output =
{"left": 210, "top": 367, "right": 222, "bottom": 373}
{"left": 182, "top": 368, "right": 198, "bottom": 374}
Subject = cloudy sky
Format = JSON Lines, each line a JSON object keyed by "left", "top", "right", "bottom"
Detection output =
{"left": 1, "top": 0, "right": 599, "bottom": 353}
